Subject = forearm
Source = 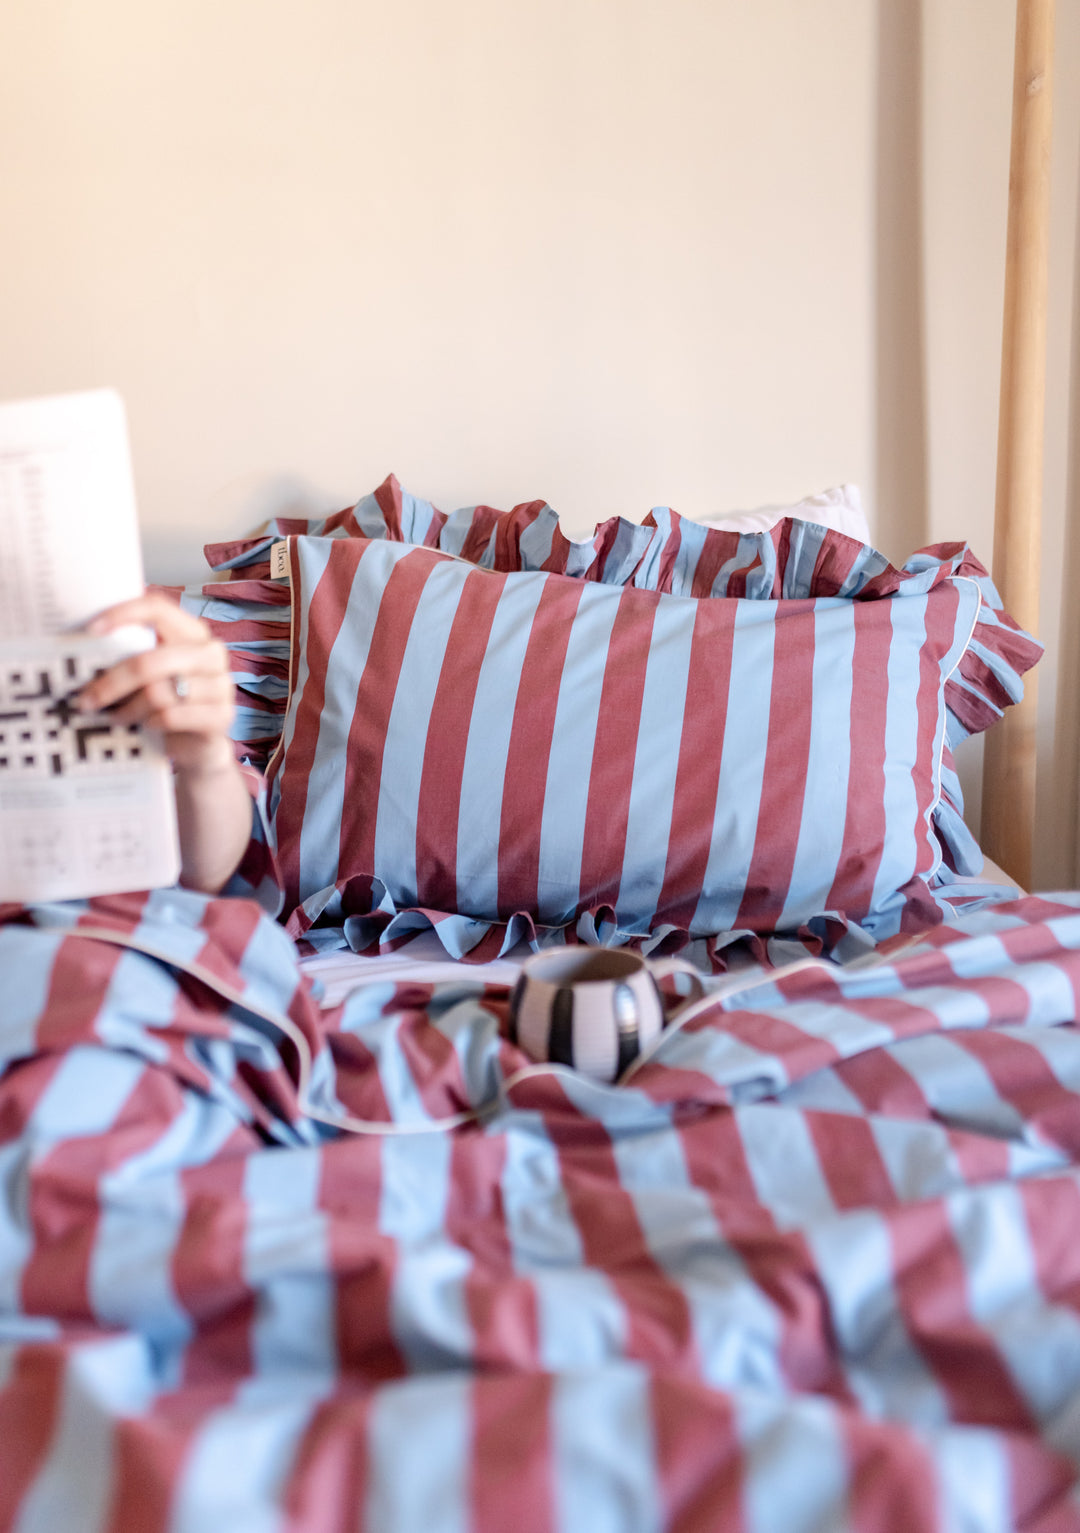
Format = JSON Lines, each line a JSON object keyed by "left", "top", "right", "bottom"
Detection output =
{"left": 173, "top": 751, "right": 255, "bottom": 894}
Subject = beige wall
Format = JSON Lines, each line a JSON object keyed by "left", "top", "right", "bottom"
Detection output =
{"left": 2, "top": 0, "right": 1078, "bottom": 886}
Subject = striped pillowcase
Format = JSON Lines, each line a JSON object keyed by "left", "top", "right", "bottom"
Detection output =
{"left": 267, "top": 535, "right": 984, "bottom": 951}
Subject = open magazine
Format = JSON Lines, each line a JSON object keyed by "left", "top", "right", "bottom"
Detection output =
{"left": 0, "top": 389, "right": 180, "bottom": 901}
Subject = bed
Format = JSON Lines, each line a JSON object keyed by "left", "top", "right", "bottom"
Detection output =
{"left": 1, "top": 3, "right": 1071, "bottom": 1530}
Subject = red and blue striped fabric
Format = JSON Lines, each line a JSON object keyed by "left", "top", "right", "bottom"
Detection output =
{"left": 266, "top": 535, "right": 988, "bottom": 958}
{"left": 5, "top": 887, "right": 1080, "bottom": 1528}
{"left": 194, "top": 478, "right": 1040, "bottom": 889}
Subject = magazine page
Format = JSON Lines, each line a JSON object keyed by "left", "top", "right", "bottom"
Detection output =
{"left": 0, "top": 389, "right": 180, "bottom": 900}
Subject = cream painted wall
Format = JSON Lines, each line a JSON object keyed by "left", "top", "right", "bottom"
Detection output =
{"left": 3, "top": 1, "right": 875, "bottom": 550}
{"left": 2, "top": 0, "right": 1078, "bottom": 886}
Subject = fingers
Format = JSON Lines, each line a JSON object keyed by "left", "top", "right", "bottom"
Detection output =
{"left": 78, "top": 596, "right": 238, "bottom": 778}
{"left": 76, "top": 637, "right": 230, "bottom": 714}
{"left": 99, "top": 673, "right": 236, "bottom": 732}
{"left": 87, "top": 592, "right": 213, "bottom": 649}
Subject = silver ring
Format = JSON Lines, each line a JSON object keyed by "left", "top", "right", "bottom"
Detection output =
{"left": 173, "top": 675, "right": 191, "bottom": 701}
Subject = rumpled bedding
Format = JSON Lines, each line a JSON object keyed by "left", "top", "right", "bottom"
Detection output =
{"left": 5, "top": 889, "right": 1080, "bottom": 1529}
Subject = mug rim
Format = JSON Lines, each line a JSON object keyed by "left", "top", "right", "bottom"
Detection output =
{"left": 519, "top": 948, "right": 647, "bottom": 987}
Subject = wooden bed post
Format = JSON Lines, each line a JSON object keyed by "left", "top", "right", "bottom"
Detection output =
{"left": 979, "top": 0, "right": 1054, "bottom": 890}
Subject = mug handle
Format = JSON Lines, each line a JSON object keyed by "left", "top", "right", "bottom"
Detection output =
{"left": 645, "top": 956, "right": 707, "bottom": 1019}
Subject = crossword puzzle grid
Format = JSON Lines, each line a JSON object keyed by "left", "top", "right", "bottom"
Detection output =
{"left": 0, "top": 635, "right": 180, "bottom": 901}
{"left": 0, "top": 647, "right": 153, "bottom": 779}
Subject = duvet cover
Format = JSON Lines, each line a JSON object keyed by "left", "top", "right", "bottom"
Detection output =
{"left": 4, "top": 888, "right": 1080, "bottom": 1531}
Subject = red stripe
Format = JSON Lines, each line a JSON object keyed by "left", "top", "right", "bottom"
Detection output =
{"left": 445, "top": 1130, "right": 542, "bottom": 1374}
{"left": 653, "top": 601, "right": 736, "bottom": 928}
{"left": 700, "top": 1003, "right": 842, "bottom": 1085}
{"left": 201, "top": 579, "right": 291, "bottom": 607}
{"left": 0, "top": 1055, "right": 63, "bottom": 1151}
{"left": 372, "top": 475, "right": 406, "bottom": 539}
{"left": 336, "top": 551, "right": 435, "bottom": 912}
{"left": 887, "top": 1199, "right": 1034, "bottom": 1428}
{"left": 735, "top": 598, "right": 817, "bottom": 931}
{"left": 650, "top": 1376, "right": 746, "bottom": 1533}
{"left": 835, "top": 1045, "right": 936, "bottom": 1119}
{"left": 951, "top": 1028, "right": 1080, "bottom": 1157}
{"left": 835, "top": 1045, "right": 1012, "bottom": 1185}
{"left": 676, "top": 1107, "right": 853, "bottom": 1399}
{"left": 0, "top": 1346, "right": 67, "bottom": 1533}
{"left": 592, "top": 514, "right": 636, "bottom": 584}
{"left": 470, "top": 1373, "right": 555, "bottom": 1533}
{"left": 824, "top": 598, "right": 893, "bottom": 918}
{"left": 172, "top": 1140, "right": 256, "bottom": 1396}
{"left": 725, "top": 549, "right": 765, "bottom": 599}
{"left": 414, "top": 568, "right": 507, "bottom": 912}
{"left": 104, "top": 1409, "right": 204, "bottom": 1533}
{"left": 1003, "top": 1441, "right": 1080, "bottom": 1533}
{"left": 545, "top": 1088, "right": 698, "bottom": 1373}
{"left": 458, "top": 506, "right": 502, "bottom": 566}
{"left": 652, "top": 513, "right": 684, "bottom": 594}
{"left": 393, "top": 998, "right": 475, "bottom": 1121}
{"left": 318, "top": 1137, "right": 406, "bottom": 1383}
{"left": 577, "top": 588, "right": 656, "bottom": 911}
{"left": 840, "top": 1410, "right": 940, "bottom": 1533}
{"left": 493, "top": 501, "right": 547, "bottom": 571}
{"left": 282, "top": 1390, "right": 374, "bottom": 1531}
{"left": 804, "top": 1110, "right": 897, "bottom": 1211}
{"left": 809, "top": 530, "right": 867, "bottom": 595}
{"left": 21, "top": 1063, "right": 185, "bottom": 1323}
{"left": 497, "top": 577, "right": 583, "bottom": 918}
{"left": 687, "top": 528, "right": 736, "bottom": 599}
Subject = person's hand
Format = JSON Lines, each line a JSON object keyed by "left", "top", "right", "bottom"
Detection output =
{"left": 76, "top": 593, "right": 236, "bottom": 778}
{"left": 75, "top": 593, "right": 252, "bottom": 893}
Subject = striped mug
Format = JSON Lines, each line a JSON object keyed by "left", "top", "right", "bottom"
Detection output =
{"left": 508, "top": 948, "right": 704, "bottom": 1083}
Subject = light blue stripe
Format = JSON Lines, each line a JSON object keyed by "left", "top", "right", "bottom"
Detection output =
{"left": 90, "top": 1104, "right": 242, "bottom": 1383}
{"left": 455, "top": 572, "right": 546, "bottom": 915}
{"left": 552, "top": 1365, "right": 660, "bottom": 1533}
{"left": 172, "top": 1396, "right": 320, "bottom": 1533}
{"left": 888, "top": 1033, "right": 1026, "bottom": 1140}
{"left": 351, "top": 488, "right": 391, "bottom": 538}
{"left": 736, "top": 1103, "right": 836, "bottom": 1227}
{"left": 930, "top": 1426, "right": 1011, "bottom": 1533}
{"left": 500, "top": 1117, "right": 627, "bottom": 1370}
{"left": 667, "top": 516, "right": 708, "bottom": 594}
{"left": 243, "top": 1146, "right": 337, "bottom": 1383}
{"left": 536, "top": 583, "right": 620, "bottom": 921}
{"left": 609, "top": 1124, "right": 784, "bottom": 1392}
{"left": 871, "top": 592, "right": 928, "bottom": 915}
{"left": 695, "top": 602, "right": 775, "bottom": 931}
{"left": 400, "top": 490, "right": 439, "bottom": 544}
{"left": 780, "top": 602, "right": 855, "bottom": 928}
{"left": 736, "top": 1390, "right": 851, "bottom": 1531}
{"left": 808, "top": 1209, "right": 953, "bottom": 1423}
{"left": 948, "top": 1180, "right": 1080, "bottom": 1432}
{"left": 365, "top": 1376, "right": 471, "bottom": 1533}
{"left": 617, "top": 597, "right": 696, "bottom": 928}
{"left": 869, "top": 1113, "right": 966, "bottom": 1201}
{"left": 0, "top": 927, "right": 63, "bottom": 1065}
{"left": 517, "top": 506, "right": 558, "bottom": 568}
{"left": 294, "top": 539, "right": 415, "bottom": 897}
{"left": 436, "top": 506, "right": 478, "bottom": 559}
{"left": 0, "top": 1133, "right": 37, "bottom": 1315}
{"left": 374, "top": 560, "right": 466, "bottom": 906}
{"left": 380, "top": 1132, "right": 474, "bottom": 1370}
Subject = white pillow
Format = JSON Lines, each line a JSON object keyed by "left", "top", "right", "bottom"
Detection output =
{"left": 696, "top": 484, "right": 870, "bottom": 542}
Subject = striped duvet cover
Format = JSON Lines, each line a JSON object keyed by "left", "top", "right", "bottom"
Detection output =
{"left": 4, "top": 887, "right": 1080, "bottom": 1529}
